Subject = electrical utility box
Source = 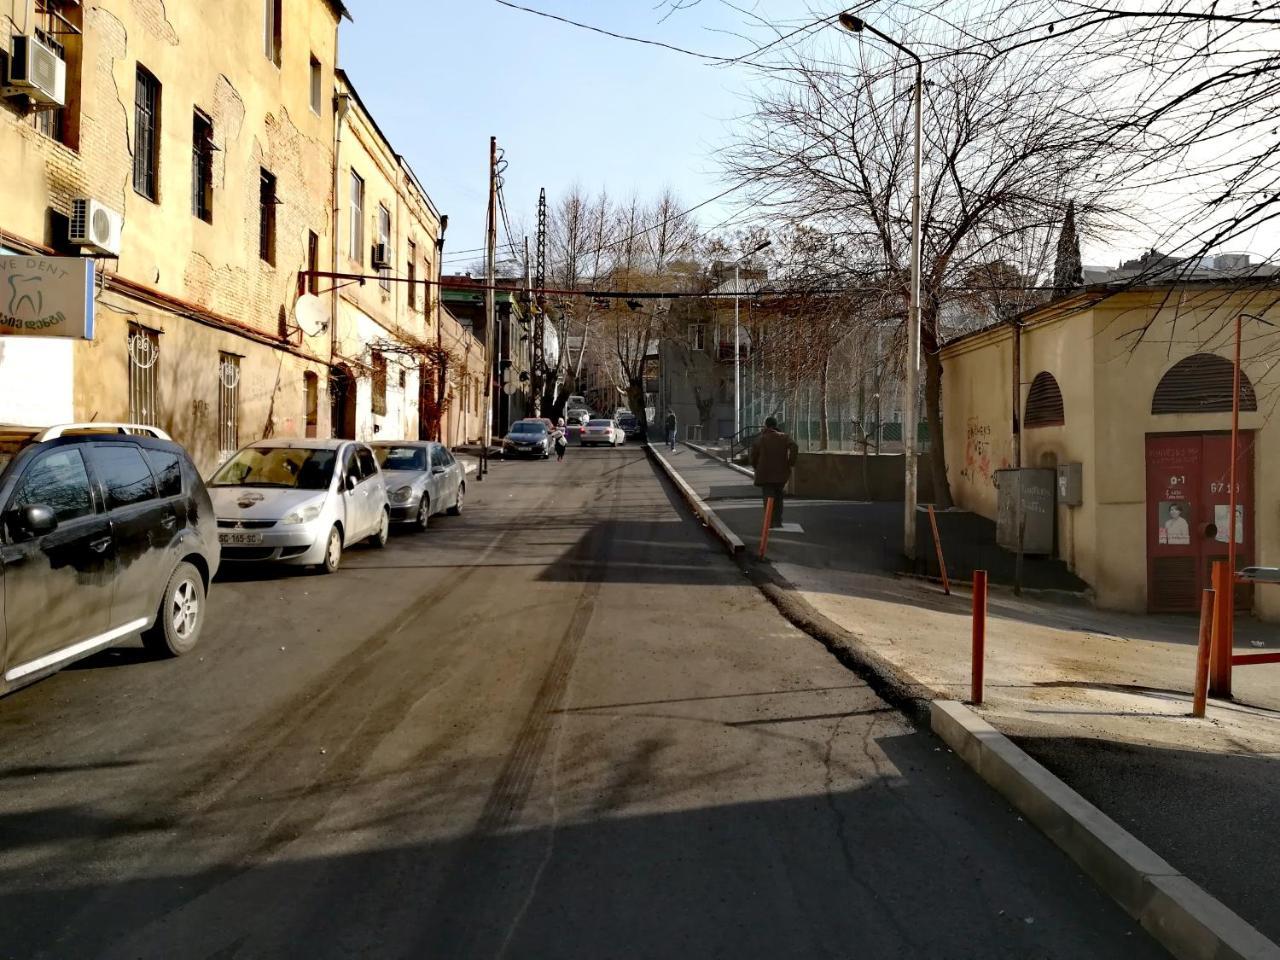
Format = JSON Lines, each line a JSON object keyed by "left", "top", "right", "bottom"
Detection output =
{"left": 1056, "top": 462, "right": 1083, "bottom": 507}
{"left": 995, "top": 467, "right": 1056, "bottom": 555}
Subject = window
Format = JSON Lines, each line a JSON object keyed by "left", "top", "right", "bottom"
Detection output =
{"left": 407, "top": 240, "right": 417, "bottom": 309}
{"left": 309, "top": 55, "right": 322, "bottom": 114}
{"left": 377, "top": 204, "right": 391, "bottom": 290}
{"left": 133, "top": 66, "right": 160, "bottom": 202}
{"left": 191, "top": 110, "right": 214, "bottom": 223}
{"left": 1152, "top": 353, "right": 1258, "bottom": 415}
{"left": 307, "top": 230, "right": 320, "bottom": 294}
{"left": 128, "top": 324, "right": 160, "bottom": 426}
{"left": 430, "top": 446, "right": 448, "bottom": 469}
{"left": 142, "top": 448, "right": 183, "bottom": 498}
{"left": 342, "top": 447, "right": 361, "bottom": 484}
{"left": 259, "top": 168, "right": 277, "bottom": 264}
{"left": 31, "top": 1, "right": 80, "bottom": 147}
{"left": 91, "top": 445, "right": 158, "bottom": 509}
{"left": 372, "top": 351, "right": 387, "bottom": 416}
{"left": 264, "top": 0, "right": 282, "bottom": 66}
{"left": 304, "top": 371, "right": 319, "bottom": 438}
{"left": 399, "top": 369, "right": 407, "bottom": 389}
{"left": 688, "top": 324, "right": 705, "bottom": 351}
{"left": 1024, "top": 372, "right": 1065, "bottom": 428}
{"left": 218, "top": 353, "right": 241, "bottom": 456}
{"left": 349, "top": 170, "right": 364, "bottom": 263}
{"left": 12, "top": 449, "right": 92, "bottom": 522}
{"left": 357, "top": 446, "right": 378, "bottom": 479}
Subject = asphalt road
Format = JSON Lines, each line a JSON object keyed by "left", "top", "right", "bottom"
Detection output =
{"left": 0, "top": 444, "right": 1165, "bottom": 959}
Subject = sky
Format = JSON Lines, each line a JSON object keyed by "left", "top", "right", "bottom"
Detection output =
{"left": 340, "top": 0, "right": 776, "bottom": 274}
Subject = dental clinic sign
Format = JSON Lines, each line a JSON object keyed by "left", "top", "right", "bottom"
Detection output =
{"left": 0, "top": 256, "right": 95, "bottom": 339}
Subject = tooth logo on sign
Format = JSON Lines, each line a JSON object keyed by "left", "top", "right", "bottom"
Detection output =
{"left": 6, "top": 275, "right": 43, "bottom": 320}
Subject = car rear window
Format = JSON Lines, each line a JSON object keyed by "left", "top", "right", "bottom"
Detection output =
{"left": 588, "top": 419, "right": 613, "bottom": 427}
{"left": 91, "top": 444, "right": 158, "bottom": 509}
{"left": 142, "top": 448, "right": 183, "bottom": 498}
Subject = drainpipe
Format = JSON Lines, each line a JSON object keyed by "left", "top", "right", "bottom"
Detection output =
{"left": 331, "top": 90, "right": 351, "bottom": 364}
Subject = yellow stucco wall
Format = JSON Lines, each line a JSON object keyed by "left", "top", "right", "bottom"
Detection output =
{"left": 944, "top": 286, "right": 1280, "bottom": 617}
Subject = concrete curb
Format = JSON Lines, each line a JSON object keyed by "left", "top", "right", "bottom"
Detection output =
{"left": 932, "top": 700, "right": 1280, "bottom": 960}
{"left": 645, "top": 443, "right": 744, "bottom": 556}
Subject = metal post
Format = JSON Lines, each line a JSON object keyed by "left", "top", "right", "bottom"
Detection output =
{"left": 1011, "top": 320, "right": 1022, "bottom": 469}
{"left": 1193, "top": 588, "right": 1215, "bottom": 718}
{"left": 759, "top": 496, "right": 775, "bottom": 560}
{"left": 734, "top": 261, "right": 741, "bottom": 441}
{"left": 971, "top": 570, "right": 988, "bottom": 705}
{"left": 480, "top": 135, "right": 496, "bottom": 480}
{"left": 1225, "top": 312, "right": 1242, "bottom": 653}
{"left": 1210, "top": 559, "right": 1233, "bottom": 698}
{"left": 902, "top": 59, "right": 923, "bottom": 559}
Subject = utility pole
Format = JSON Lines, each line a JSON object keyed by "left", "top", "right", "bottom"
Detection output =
{"left": 480, "top": 135, "right": 497, "bottom": 480}
{"left": 534, "top": 187, "right": 547, "bottom": 416}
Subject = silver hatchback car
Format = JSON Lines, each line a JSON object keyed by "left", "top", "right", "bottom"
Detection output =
{"left": 208, "top": 439, "right": 390, "bottom": 574}
{"left": 371, "top": 441, "right": 465, "bottom": 531}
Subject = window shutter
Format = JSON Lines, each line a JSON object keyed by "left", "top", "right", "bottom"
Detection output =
{"left": 1024, "top": 372, "right": 1065, "bottom": 428}
{"left": 1152, "top": 354, "right": 1257, "bottom": 414}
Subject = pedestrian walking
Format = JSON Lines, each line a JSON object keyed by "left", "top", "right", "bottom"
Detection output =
{"left": 553, "top": 418, "right": 568, "bottom": 462}
{"left": 750, "top": 417, "right": 798, "bottom": 529}
{"left": 665, "top": 412, "right": 677, "bottom": 451}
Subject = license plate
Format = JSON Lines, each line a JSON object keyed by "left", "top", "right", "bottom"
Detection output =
{"left": 219, "top": 531, "right": 263, "bottom": 545}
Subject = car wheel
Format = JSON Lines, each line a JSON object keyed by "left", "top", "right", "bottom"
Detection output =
{"left": 415, "top": 495, "right": 431, "bottom": 532}
{"left": 316, "top": 524, "right": 342, "bottom": 574}
{"left": 448, "top": 483, "right": 464, "bottom": 516}
{"left": 369, "top": 508, "right": 390, "bottom": 548}
{"left": 142, "top": 561, "right": 205, "bottom": 658}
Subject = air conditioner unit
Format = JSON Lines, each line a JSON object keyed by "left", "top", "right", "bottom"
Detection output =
{"left": 6, "top": 35, "right": 66, "bottom": 107}
{"left": 70, "top": 199, "right": 124, "bottom": 257}
{"left": 371, "top": 243, "right": 392, "bottom": 271}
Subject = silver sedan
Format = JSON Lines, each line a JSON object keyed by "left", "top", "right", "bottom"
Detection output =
{"left": 371, "top": 441, "right": 465, "bottom": 531}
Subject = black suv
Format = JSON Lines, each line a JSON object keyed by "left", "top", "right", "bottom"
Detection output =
{"left": 0, "top": 424, "right": 219, "bottom": 696}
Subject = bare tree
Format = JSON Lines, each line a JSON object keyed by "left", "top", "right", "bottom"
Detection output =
{"left": 724, "top": 39, "right": 1113, "bottom": 505}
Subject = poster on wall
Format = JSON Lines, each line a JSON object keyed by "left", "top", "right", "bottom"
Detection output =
{"left": 1158, "top": 501, "right": 1191, "bottom": 545}
{"left": 0, "top": 256, "right": 95, "bottom": 339}
{"left": 1215, "top": 504, "right": 1245, "bottom": 544}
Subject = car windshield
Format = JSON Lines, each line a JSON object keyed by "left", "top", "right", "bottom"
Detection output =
{"left": 374, "top": 446, "right": 427, "bottom": 471}
{"left": 588, "top": 420, "right": 613, "bottom": 427}
{"left": 210, "top": 446, "right": 337, "bottom": 490}
{"left": 511, "top": 422, "right": 547, "bottom": 435}
{"left": 619, "top": 416, "right": 637, "bottom": 425}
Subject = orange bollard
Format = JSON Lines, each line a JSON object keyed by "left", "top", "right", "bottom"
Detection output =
{"left": 927, "top": 504, "right": 951, "bottom": 595}
{"left": 758, "top": 496, "right": 775, "bottom": 560}
{"left": 1210, "top": 560, "right": 1233, "bottom": 698}
{"left": 1193, "top": 588, "right": 1215, "bottom": 718}
{"left": 971, "top": 570, "right": 988, "bottom": 706}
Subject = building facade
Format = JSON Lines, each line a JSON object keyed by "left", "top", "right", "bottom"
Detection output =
{"left": 941, "top": 279, "right": 1280, "bottom": 618}
{"left": 0, "top": 1, "right": 483, "bottom": 470}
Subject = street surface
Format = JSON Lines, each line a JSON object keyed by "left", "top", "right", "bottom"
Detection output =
{"left": 0, "top": 446, "right": 1164, "bottom": 959}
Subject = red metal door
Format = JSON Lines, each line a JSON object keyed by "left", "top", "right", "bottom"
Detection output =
{"left": 1146, "top": 435, "right": 1202, "bottom": 612}
{"left": 1201, "top": 432, "right": 1254, "bottom": 610}
{"left": 1145, "top": 432, "right": 1254, "bottom": 613}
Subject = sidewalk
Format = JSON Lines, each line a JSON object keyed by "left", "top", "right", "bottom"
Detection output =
{"left": 658, "top": 442, "right": 1280, "bottom": 947}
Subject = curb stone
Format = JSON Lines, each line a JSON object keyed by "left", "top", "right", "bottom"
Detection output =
{"left": 932, "top": 700, "right": 1280, "bottom": 960}
{"left": 644, "top": 443, "right": 744, "bottom": 556}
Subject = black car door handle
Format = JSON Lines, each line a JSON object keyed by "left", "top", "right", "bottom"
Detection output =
{"left": 89, "top": 537, "right": 112, "bottom": 554}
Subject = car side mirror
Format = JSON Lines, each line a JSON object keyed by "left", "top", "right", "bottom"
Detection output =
{"left": 345, "top": 474, "right": 358, "bottom": 492}
{"left": 11, "top": 504, "right": 57, "bottom": 538}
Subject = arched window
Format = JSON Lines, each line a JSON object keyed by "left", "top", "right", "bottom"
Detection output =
{"left": 1024, "top": 372, "right": 1065, "bottom": 428}
{"left": 1152, "top": 353, "right": 1256, "bottom": 414}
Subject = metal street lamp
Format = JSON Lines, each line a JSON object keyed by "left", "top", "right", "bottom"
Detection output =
{"left": 838, "top": 11, "right": 923, "bottom": 558}
{"left": 734, "top": 239, "right": 771, "bottom": 441}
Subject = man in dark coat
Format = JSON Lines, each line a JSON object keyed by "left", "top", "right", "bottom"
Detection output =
{"left": 665, "top": 412, "right": 677, "bottom": 450}
{"left": 750, "top": 417, "right": 798, "bottom": 528}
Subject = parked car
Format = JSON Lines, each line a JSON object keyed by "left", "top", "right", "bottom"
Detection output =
{"left": 0, "top": 422, "right": 220, "bottom": 695}
{"left": 581, "top": 419, "right": 624, "bottom": 447}
{"left": 208, "top": 439, "right": 388, "bottom": 574}
{"left": 503, "top": 420, "right": 552, "bottom": 459}
{"left": 371, "top": 441, "right": 464, "bottom": 531}
{"left": 565, "top": 408, "right": 591, "bottom": 427}
{"left": 617, "top": 414, "right": 641, "bottom": 440}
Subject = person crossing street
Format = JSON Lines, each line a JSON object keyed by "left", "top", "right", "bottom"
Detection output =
{"left": 749, "top": 417, "right": 798, "bottom": 529}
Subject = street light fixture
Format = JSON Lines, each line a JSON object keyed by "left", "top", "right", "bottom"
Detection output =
{"left": 836, "top": 9, "right": 924, "bottom": 559}
{"left": 734, "top": 238, "right": 771, "bottom": 442}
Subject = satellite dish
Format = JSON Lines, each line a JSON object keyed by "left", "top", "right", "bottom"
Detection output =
{"left": 293, "top": 294, "right": 329, "bottom": 337}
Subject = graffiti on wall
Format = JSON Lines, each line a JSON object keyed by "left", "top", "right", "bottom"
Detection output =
{"left": 959, "top": 417, "right": 1009, "bottom": 486}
